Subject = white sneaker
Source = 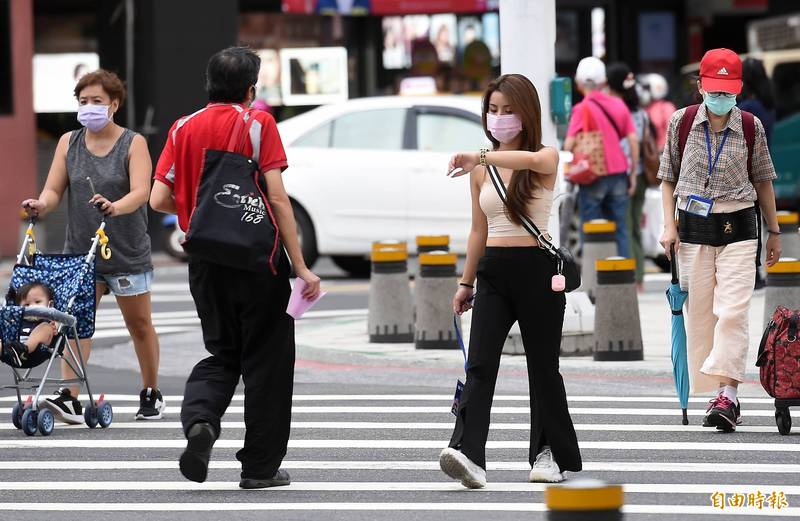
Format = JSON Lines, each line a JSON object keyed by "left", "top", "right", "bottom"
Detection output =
{"left": 529, "top": 446, "right": 564, "bottom": 483}
{"left": 439, "top": 447, "right": 486, "bottom": 489}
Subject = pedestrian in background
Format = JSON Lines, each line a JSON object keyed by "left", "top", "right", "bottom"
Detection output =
{"left": 739, "top": 57, "right": 775, "bottom": 148}
{"left": 440, "top": 74, "right": 582, "bottom": 488}
{"left": 644, "top": 73, "right": 677, "bottom": 152}
{"left": 608, "top": 62, "right": 649, "bottom": 289}
{"left": 658, "top": 48, "right": 781, "bottom": 432}
{"left": 564, "top": 56, "right": 639, "bottom": 257}
{"left": 150, "top": 47, "right": 320, "bottom": 488}
{"left": 22, "top": 69, "right": 164, "bottom": 423}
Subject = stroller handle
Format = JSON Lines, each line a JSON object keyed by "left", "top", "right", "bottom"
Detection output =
{"left": 22, "top": 306, "right": 77, "bottom": 328}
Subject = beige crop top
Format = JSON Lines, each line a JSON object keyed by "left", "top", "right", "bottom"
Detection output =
{"left": 479, "top": 175, "right": 553, "bottom": 238}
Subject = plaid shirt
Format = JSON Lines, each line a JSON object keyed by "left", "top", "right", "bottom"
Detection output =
{"left": 657, "top": 104, "right": 776, "bottom": 202}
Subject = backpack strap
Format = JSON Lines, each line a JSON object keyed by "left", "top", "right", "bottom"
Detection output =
{"left": 676, "top": 104, "right": 700, "bottom": 179}
{"left": 740, "top": 109, "right": 756, "bottom": 181}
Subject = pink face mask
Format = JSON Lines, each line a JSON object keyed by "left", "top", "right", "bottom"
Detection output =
{"left": 486, "top": 113, "right": 523, "bottom": 143}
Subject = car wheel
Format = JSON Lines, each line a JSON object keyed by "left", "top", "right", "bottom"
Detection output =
{"left": 332, "top": 256, "right": 371, "bottom": 278}
{"left": 652, "top": 254, "right": 671, "bottom": 273}
{"left": 293, "top": 204, "right": 318, "bottom": 268}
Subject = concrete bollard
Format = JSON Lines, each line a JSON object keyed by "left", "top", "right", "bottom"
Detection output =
{"left": 777, "top": 211, "right": 800, "bottom": 259}
{"left": 368, "top": 241, "right": 414, "bottom": 343}
{"left": 581, "top": 220, "right": 617, "bottom": 301}
{"left": 416, "top": 235, "right": 450, "bottom": 253}
{"left": 415, "top": 251, "right": 460, "bottom": 349}
{"left": 545, "top": 479, "right": 623, "bottom": 521}
{"left": 593, "top": 257, "right": 643, "bottom": 361}
{"left": 763, "top": 258, "right": 800, "bottom": 329}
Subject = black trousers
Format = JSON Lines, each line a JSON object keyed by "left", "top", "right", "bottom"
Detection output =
{"left": 181, "top": 258, "right": 294, "bottom": 479}
{"left": 449, "top": 247, "right": 582, "bottom": 472}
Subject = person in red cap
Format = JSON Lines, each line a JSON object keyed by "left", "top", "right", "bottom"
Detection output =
{"left": 657, "top": 48, "right": 782, "bottom": 432}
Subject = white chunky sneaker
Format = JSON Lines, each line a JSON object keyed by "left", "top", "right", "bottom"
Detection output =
{"left": 529, "top": 446, "right": 564, "bottom": 483}
{"left": 439, "top": 447, "right": 487, "bottom": 489}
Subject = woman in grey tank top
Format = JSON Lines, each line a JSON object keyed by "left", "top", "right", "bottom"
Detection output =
{"left": 21, "top": 70, "right": 164, "bottom": 423}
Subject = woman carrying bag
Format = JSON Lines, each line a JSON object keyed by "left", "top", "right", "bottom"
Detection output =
{"left": 439, "top": 74, "right": 582, "bottom": 489}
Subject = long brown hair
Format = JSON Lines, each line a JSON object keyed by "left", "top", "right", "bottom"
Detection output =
{"left": 481, "top": 74, "right": 544, "bottom": 226}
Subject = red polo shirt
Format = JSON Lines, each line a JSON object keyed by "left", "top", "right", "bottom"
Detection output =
{"left": 154, "top": 103, "right": 288, "bottom": 231}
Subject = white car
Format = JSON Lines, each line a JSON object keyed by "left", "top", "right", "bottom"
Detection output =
{"left": 279, "top": 95, "right": 488, "bottom": 275}
{"left": 278, "top": 95, "right": 666, "bottom": 275}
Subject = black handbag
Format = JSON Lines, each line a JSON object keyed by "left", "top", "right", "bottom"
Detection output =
{"left": 487, "top": 165, "right": 581, "bottom": 292}
{"left": 182, "top": 109, "right": 282, "bottom": 274}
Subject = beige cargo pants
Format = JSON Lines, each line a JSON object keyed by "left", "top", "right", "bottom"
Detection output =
{"left": 678, "top": 200, "right": 757, "bottom": 394}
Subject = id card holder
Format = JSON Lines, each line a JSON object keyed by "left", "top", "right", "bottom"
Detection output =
{"left": 451, "top": 379, "right": 465, "bottom": 416}
{"left": 685, "top": 195, "right": 714, "bottom": 218}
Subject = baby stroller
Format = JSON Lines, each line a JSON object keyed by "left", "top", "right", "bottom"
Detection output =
{"left": 1, "top": 219, "right": 113, "bottom": 436}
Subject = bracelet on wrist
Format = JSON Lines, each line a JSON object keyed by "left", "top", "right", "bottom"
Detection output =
{"left": 479, "top": 148, "right": 489, "bottom": 167}
{"left": 767, "top": 229, "right": 782, "bottom": 235}
{"left": 459, "top": 282, "right": 474, "bottom": 289}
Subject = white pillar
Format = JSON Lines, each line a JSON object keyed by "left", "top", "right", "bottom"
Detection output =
{"left": 499, "top": 0, "right": 557, "bottom": 146}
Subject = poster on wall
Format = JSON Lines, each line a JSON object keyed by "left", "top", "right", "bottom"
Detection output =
{"left": 255, "top": 49, "right": 283, "bottom": 106}
{"left": 280, "top": 47, "right": 349, "bottom": 106}
{"left": 33, "top": 52, "right": 99, "bottom": 113}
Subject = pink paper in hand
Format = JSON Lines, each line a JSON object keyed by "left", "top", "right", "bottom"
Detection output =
{"left": 286, "top": 278, "right": 326, "bottom": 319}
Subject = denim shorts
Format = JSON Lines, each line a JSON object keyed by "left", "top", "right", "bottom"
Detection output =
{"left": 96, "top": 270, "right": 153, "bottom": 297}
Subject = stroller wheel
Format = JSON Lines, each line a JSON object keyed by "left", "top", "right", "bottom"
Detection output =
{"left": 21, "top": 409, "right": 38, "bottom": 436}
{"left": 97, "top": 402, "right": 113, "bottom": 428}
{"left": 11, "top": 403, "right": 23, "bottom": 430}
{"left": 84, "top": 406, "right": 99, "bottom": 429}
{"left": 37, "top": 409, "right": 54, "bottom": 436}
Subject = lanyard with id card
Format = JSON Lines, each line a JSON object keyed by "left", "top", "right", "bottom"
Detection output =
{"left": 685, "top": 122, "right": 729, "bottom": 218}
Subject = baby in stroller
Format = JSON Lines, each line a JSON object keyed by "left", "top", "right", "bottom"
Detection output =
{"left": 1, "top": 282, "right": 58, "bottom": 368}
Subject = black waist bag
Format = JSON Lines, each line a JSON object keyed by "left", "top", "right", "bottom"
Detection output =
{"left": 183, "top": 110, "right": 281, "bottom": 274}
{"left": 678, "top": 206, "right": 758, "bottom": 247}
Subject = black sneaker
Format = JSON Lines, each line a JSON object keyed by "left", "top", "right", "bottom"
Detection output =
{"left": 39, "top": 388, "right": 83, "bottom": 425}
{"left": 703, "top": 396, "right": 742, "bottom": 427}
{"left": 179, "top": 422, "right": 216, "bottom": 483}
{"left": 706, "top": 395, "right": 739, "bottom": 432}
{"left": 136, "top": 388, "right": 165, "bottom": 420}
{"left": 240, "top": 469, "right": 291, "bottom": 489}
{"left": 2, "top": 342, "right": 24, "bottom": 367}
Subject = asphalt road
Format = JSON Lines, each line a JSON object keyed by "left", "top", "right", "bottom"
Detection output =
{"left": 1, "top": 258, "right": 798, "bottom": 520}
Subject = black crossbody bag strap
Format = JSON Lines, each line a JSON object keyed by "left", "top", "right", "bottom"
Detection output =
{"left": 588, "top": 99, "right": 624, "bottom": 139}
{"left": 486, "top": 165, "right": 563, "bottom": 274}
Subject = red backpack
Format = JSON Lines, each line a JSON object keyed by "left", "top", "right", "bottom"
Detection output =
{"left": 676, "top": 104, "right": 756, "bottom": 179}
{"left": 756, "top": 306, "right": 800, "bottom": 399}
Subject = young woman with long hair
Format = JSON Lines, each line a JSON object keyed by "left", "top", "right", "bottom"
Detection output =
{"left": 439, "top": 74, "right": 582, "bottom": 488}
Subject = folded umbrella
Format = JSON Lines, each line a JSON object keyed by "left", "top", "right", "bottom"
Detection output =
{"left": 666, "top": 244, "right": 690, "bottom": 425}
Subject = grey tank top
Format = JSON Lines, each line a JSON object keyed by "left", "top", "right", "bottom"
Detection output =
{"left": 64, "top": 128, "right": 152, "bottom": 275}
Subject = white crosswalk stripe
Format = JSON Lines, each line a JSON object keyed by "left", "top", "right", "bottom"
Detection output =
{"left": 0, "top": 393, "right": 797, "bottom": 517}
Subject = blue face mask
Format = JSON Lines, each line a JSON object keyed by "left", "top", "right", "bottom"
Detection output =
{"left": 703, "top": 92, "right": 737, "bottom": 116}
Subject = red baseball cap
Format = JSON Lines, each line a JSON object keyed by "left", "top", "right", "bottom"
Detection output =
{"left": 699, "top": 48, "right": 742, "bottom": 94}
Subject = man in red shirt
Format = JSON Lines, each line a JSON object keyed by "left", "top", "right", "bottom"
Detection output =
{"left": 150, "top": 47, "right": 320, "bottom": 489}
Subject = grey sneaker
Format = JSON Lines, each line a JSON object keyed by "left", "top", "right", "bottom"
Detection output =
{"left": 529, "top": 446, "right": 564, "bottom": 483}
{"left": 240, "top": 469, "right": 291, "bottom": 489}
{"left": 439, "top": 447, "right": 486, "bottom": 489}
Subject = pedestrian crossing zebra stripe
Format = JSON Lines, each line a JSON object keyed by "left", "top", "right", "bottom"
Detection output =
{"left": 0, "top": 481, "right": 798, "bottom": 495}
{"left": 0, "top": 394, "right": 779, "bottom": 404}
{"left": 0, "top": 421, "right": 784, "bottom": 433}
{"left": 1, "top": 461, "right": 799, "bottom": 473}
{"left": 0, "top": 502, "right": 796, "bottom": 515}
{"left": 0, "top": 405, "right": 781, "bottom": 416}
{"left": 0, "top": 439, "right": 798, "bottom": 451}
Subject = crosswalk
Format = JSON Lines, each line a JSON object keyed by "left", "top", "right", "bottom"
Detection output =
{"left": 0, "top": 393, "right": 798, "bottom": 518}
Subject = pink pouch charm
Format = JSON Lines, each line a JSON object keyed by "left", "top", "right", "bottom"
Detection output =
{"left": 551, "top": 274, "right": 566, "bottom": 292}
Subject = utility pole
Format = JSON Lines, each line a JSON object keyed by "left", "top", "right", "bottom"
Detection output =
{"left": 499, "top": 0, "right": 557, "bottom": 147}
